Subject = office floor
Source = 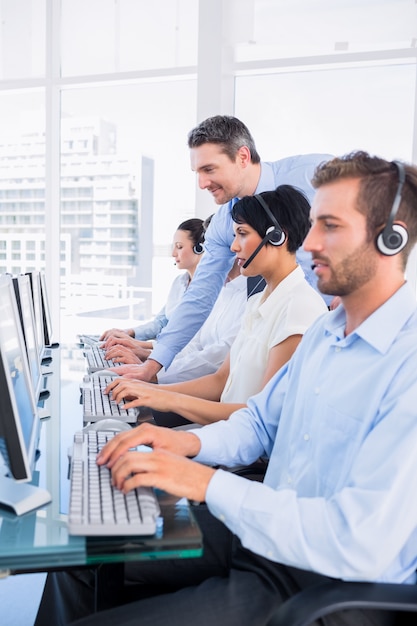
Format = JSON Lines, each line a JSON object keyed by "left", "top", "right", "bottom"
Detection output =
{"left": 0, "top": 572, "right": 45, "bottom": 625}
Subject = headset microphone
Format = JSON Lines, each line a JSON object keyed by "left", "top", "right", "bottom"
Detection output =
{"left": 376, "top": 161, "right": 409, "bottom": 256}
{"left": 242, "top": 227, "right": 276, "bottom": 268}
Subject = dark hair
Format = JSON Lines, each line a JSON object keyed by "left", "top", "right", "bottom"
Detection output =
{"left": 187, "top": 115, "right": 261, "bottom": 164}
{"left": 312, "top": 150, "right": 417, "bottom": 266}
{"left": 232, "top": 185, "right": 311, "bottom": 254}
{"left": 177, "top": 218, "right": 205, "bottom": 249}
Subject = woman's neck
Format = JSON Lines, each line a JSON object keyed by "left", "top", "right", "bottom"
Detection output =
{"left": 262, "top": 254, "right": 297, "bottom": 298}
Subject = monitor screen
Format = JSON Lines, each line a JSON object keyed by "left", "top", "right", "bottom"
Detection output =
{"left": 12, "top": 274, "right": 43, "bottom": 403}
{"left": 39, "top": 271, "right": 53, "bottom": 347}
{"left": 0, "top": 274, "right": 40, "bottom": 482}
{"left": 26, "top": 271, "right": 45, "bottom": 360}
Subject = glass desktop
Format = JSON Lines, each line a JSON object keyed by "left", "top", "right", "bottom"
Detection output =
{"left": 0, "top": 346, "right": 203, "bottom": 574}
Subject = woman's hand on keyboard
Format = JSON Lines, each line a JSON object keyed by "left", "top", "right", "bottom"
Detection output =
{"left": 105, "top": 378, "right": 177, "bottom": 412}
{"left": 104, "top": 344, "right": 143, "bottom": 365}
{"left": 100, "top": 328, "right": 133, "bottom": 341}
{"left": 102, "top": 363, "right": 158, "bottom": 383}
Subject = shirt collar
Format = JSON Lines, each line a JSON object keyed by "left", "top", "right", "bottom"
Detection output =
{"left": 324, "top": 282, "right": 417, "bottom": 354}
{"left": 256, "top": 266, "right": 305, "bottom": 317}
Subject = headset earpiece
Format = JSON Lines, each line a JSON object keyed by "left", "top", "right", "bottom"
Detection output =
{"left": 255, "top": 194, "right": 286, "bottom": 247}
{"left": 376, "top": 224, "right": 408, "bottom": 256}
{"left": 376, "top": 161, "right": 409, "bottom": 256}
{"left": 242, "top": 194, "right": 286, "bottom": 268}
{"left": 266, "top": 225, "right": 286, "bottom": 246}
{"left": 193, "top": 241, "right": 204, "bottom": 255}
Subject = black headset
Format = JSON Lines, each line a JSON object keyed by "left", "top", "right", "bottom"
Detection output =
{"left": 242, "top": 194, "right": 286, "bottom": 268}
{"left": 193, "top": 238, "right": 205, "bottom": 255}
{"left": 376, "top": 161, "right": 409, "bottom": 256}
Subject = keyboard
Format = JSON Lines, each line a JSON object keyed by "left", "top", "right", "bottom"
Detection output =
{"left": 68, "top": 429, "right": 160, "bottom": 536}
{"left": 84, "top": 345, "right": 122, "bottom": 373}
{"left": 78, "top": 333, "right": 101, "bottom": 346}
{"left": 81, "top": 374, "right": 139, "bottom": 423}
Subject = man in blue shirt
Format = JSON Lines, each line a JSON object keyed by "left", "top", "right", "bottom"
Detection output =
{"left": 36, "top": 151, "right": 417, "bottom": 626}
{"left": 132, "top": 115, "right": 332, "bottom": 383}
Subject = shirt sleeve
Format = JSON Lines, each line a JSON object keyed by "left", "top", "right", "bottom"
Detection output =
{"left": 158, "top": 339, "right": 229, "bottom": 382}
{"left": 158, "top": 279, "right": 247, "bottom": 383}
{"left": 150, "top": 206, "right": 236, "bottom": 369}
{"left": 133, "top": 274, "right": 188, "bottom": 340}
{"left": 199, "top": 357, "right": 417, "bottom": 583}
{"left": 133, "top": 306, "right": 167, "bottom": 340}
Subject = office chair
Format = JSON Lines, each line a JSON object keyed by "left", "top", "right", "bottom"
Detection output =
{"left": 267, "top": 578, "right": 417, "bottom": 625}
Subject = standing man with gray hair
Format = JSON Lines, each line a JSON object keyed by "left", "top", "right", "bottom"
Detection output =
{"left": 120, "top": 115, "right": 332, "bottom": 383}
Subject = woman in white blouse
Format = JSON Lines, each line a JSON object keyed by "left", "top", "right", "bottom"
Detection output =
{"left": 105, "top": 185, "right": 328, "bottom": 426}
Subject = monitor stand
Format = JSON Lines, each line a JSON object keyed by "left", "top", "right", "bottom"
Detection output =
{"left": 0, "top": 474, "right": 51, "bottom": 516}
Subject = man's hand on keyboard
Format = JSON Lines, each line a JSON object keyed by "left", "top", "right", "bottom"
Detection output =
{"left": 97, "top": 422, "right": 201, "bottom": 465}
{"left": 97, "top": 423, "right": 214, "bottom": 503}
{"left": 111, "top": 447, "right": 216, "bottom": 503}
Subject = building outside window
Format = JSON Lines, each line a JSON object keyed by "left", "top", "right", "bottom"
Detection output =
{"left": 0, "top": 0, "right": 415, "bottom": 347}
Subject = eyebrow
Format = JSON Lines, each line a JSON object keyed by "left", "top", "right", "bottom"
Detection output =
{"left": 314, "top": 214, "right": 344, "bottom": 222}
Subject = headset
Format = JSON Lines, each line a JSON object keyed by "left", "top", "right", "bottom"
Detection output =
{"left": 193, "top": 238, "right": 205, "bottom": 255}
{"left": 242, "top": 194, "right": 286, "bottom": 268}
{"left": 376, "top": 160, "right": 409, "bottom": 256}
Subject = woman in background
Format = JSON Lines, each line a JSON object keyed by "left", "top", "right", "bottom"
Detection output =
{"left": 100, "top": 217, "right": 205, "bottom": 363}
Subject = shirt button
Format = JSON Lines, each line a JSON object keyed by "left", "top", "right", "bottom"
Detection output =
{"left": 219, "top": 514, "right": 225, "bottom": 522}
{"left": 267, "top": 550, "right": 273, "bottom": 559}
{"left": 303, "top": 433, "right": 310, "bottom": 441}
{"left": 314, "top": 387, "right": 320, "bottom": 394}
{"left": 287, "top": 476, "right": 292, "bottom": 484}
{"left": 335, "top": 346, "right": 341, "bottom": 352}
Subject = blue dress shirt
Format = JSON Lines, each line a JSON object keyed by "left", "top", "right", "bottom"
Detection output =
{"left": 195, "top": 282, "right": 417, "bottom": 585}
{"left": 152, "top": 153, "right": 332, "bottom": 369}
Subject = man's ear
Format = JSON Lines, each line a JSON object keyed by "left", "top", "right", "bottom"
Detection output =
{"left": 237, "top": 145, "right": 251, "bottom": 168}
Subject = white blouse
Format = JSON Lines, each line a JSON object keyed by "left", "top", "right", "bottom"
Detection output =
{"left": 221, "top": 266, "right": 328, "bottom": 403}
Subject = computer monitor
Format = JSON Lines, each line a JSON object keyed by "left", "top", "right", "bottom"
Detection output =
{"left": 12, "top": 274, "right": 43, "bottom": 403}
{"left": 0, "top": 274, "right": 39, "bottom": 478}
{"left": 0, "top": 275, "right": 51, "bottom": 514}
{"left": 39, "top": 270, "right": 54, "bottom": 347}
{"left": 25, "top": 271, "right": 46, "bottom": 361}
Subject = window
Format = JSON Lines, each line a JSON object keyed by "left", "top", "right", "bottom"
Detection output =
{"left": 0, "top": 0, "right": 415, "bottom": 348}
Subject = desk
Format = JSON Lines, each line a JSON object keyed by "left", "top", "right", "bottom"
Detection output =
{"left": 0, "top": 346, "right": 203, "bottom": 574}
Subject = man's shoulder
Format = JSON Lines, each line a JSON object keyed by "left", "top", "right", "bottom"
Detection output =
{"left": 265, "top": 153, "right": 333, "bottom": 172}
{"left": 258, "top": 154, "right": 333, "bottom": 200}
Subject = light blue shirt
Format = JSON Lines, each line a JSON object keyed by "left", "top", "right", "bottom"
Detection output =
{"left": 195, "top": 282, "right": 417, "bottom": 585}
{"left": 152, "top": 154, "right": 332, "bottom": 369}
{"left": 133, "top": 272, "right": 189, "bottom": 341}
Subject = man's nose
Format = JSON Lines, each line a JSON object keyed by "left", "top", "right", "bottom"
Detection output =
{"left": 303, "top": 226, "right": 318, "bottom": 252}
{"left": 198, "top": 173, "right": 210, "bottom": 189}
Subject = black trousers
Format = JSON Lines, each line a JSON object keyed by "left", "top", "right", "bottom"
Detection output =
{"left": 35, "top": 506, "right": 400, "bottom": 626}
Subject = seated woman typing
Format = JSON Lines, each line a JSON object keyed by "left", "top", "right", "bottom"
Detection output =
{"left": 105, "top": 185, "right": 328, "bottom": 426}
{"left": 99, "top": 217, "right": 205, "bottom": 362}
{"left": 107, "top": 259, "right": 247, "bottom": 383}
